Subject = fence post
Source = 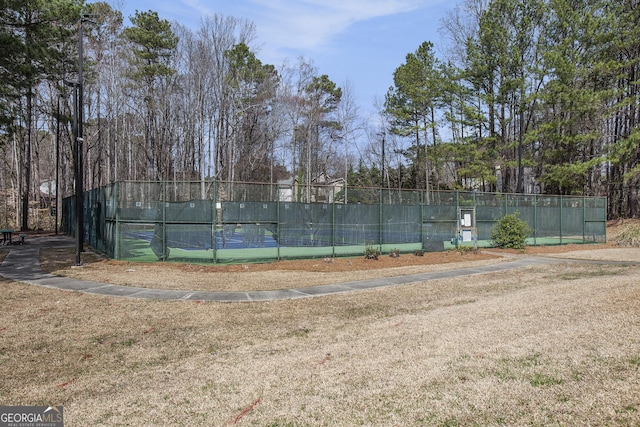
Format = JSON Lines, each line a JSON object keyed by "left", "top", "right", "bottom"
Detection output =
{"left": 420, "top": 189, "right": 424, "bottom": 251}
{"left": 455, "top": 190, "right": 460, "bottom": 248}
{"left": 504, "top": 192, "right": 508, "bottom": 216}
{"left": 161, "top": 181, "right": 167, "bottom": 261}
{"left": 379, "top": 187, "right": 383, "bottom": 253}
{"left": 583, "top": 195, "right": 586, "bottom": 244}
{"left": 559, "top": 195, "right": 563, "bottom": 245}
{"left": 114, "top": 182, "right": 120, "bottom": 260}
{"left": 276, "top": 183, "right": 281, "bottom": 260}
{"left": 331, "top": 185, "right": 336, "bottom": 258}
{"left": 603, "top": 197, "right": 608, "bottom": 244}
{"left": 213, "top": 179, "right": 218, "bottom": 263}
{"left": 533, "top": 194, "right": 537, "bottom": 246}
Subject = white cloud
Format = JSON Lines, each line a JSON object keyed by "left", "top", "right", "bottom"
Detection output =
{"left": 247, "top": 0, "right": 427, "bottom": 51}
{"left": 147, "top": 0, "right": 440, "bottom": 64}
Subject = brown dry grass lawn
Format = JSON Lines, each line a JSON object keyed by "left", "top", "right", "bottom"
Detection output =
{"left": 0, "top": 222, "right": 639, "bottom": 425}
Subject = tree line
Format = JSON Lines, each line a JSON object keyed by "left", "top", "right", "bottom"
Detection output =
{"left": 1, "top": 0, "right": 639, "bottom": 230}
{"left": 385, "top": 0, "right": 640, "bottom": 218}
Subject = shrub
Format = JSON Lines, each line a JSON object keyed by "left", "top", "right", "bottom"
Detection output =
{"left": 364, "top": 245, "right": 380, "bottom": 260}
{"left": 490, "top": 211, "right": 531, "bottom": 250}
{"left": 413, "top": 249, "right": 424, "bottom": 257}
{"left": 389, "top": 248, "right": 400, "bottom": 258}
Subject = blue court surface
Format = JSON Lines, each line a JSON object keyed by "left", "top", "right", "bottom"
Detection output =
{"left": 124, "top": 224, "right": 425, "bottom": 252}
{"left": 125, "top": 229, "right": 278, "bottom": 251}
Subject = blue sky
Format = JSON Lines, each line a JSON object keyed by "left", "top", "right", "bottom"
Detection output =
{"left": 117, "top": 0, "right": 455, "bottom": 118}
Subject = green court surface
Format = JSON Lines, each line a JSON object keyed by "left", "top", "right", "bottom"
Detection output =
{"left": 446, "top": 236, "right": 588, "bottom": 250}
{"left": 118, "top": 236, "right": 592, "bottom": 264}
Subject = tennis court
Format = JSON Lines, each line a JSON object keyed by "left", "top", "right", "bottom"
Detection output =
{"left": 63, "top": 181, "right": 607, "bottom": 264}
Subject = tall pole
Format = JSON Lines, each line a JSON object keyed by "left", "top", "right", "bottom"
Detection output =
{"left": 70, "top": 14, "right": 90, "bottom": 265}
{"left": 72, "top": 84, "right": 81, "bottom": 265}
{"left": 55, "top": 95, "right": 60, "bottom": 235}
{"left": 77, "top": 16, "right": 85, "bottom": 259}
{"left": 64, "top": 79, "right": 80, "bottom": 262}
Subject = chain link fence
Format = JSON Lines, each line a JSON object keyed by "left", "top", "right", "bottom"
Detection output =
{"left": 62, "top": 181, "right": 607, "bottom": 263}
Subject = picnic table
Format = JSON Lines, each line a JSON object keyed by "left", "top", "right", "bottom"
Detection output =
{"left": 0, "top": 229, "right": 14, "bottom": 245}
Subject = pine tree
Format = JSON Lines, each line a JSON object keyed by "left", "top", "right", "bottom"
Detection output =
{"left": 537, "top": 0, "right": 609, "bottom": 195}
{"left": 122, "top": 10, "right": 178, "bottom": 180}
{"left": 0, "top": 0, "right": 81, "bottom": 229}
{"left": 385, "top": 41, "right": 443, "bottom": 196}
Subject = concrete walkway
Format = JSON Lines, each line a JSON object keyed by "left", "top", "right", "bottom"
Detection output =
{"left": 1, "top": 235, "right": 561, "bottom": 302}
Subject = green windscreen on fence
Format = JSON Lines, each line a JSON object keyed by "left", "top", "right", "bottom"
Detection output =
{"left": 63, "top": 181, "right": 607, "bottom": 264}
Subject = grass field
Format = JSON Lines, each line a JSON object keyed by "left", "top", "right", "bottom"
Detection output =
{"left": 1, "top": 247, "right": 639, "bottom": 426}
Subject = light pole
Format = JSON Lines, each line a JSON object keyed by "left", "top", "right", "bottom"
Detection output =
{"left": 55, "top": 93, "right": 61, "bottom": 235}
{"left": 64, "top": 79, "right": 81, "bottom": 265}
{"left": 72, "top": 13, "right": 96, "bottom": 265}
{"left": 77, "top": 17, "right": 84, "bottom": 258}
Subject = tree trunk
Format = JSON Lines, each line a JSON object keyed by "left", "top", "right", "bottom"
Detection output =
{"left": 22, "top": 92, "right": 33, "bottom": 231}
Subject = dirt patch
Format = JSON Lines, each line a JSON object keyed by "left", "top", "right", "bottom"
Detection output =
{"left": 41, "top": 247, "right": 507, "bottom": 291}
